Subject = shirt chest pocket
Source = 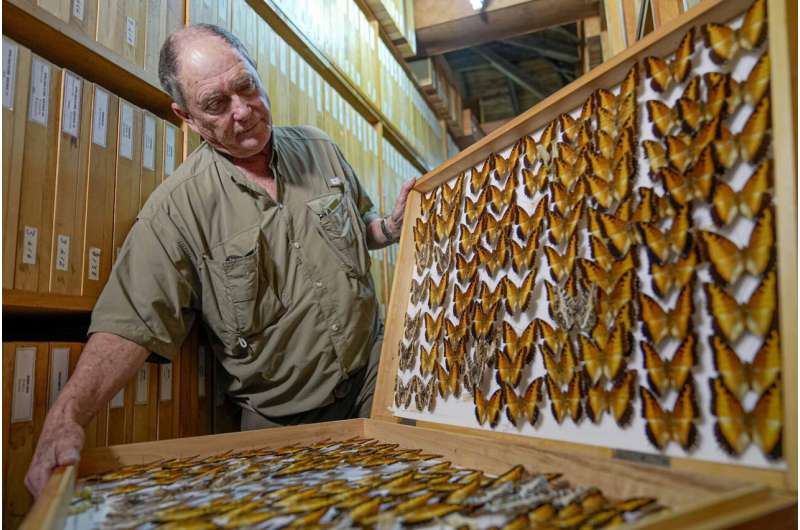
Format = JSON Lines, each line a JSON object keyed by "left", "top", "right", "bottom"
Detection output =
{"left": 307, "top": 191, "right": 370, "bottom": 277}
{"left": 201, "top": 231, "right": 285, "bottom": 353}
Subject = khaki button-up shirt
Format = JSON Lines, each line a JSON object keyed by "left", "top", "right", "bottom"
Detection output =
{"left": 89, "top": 126, "right": 380, "bottom": 417}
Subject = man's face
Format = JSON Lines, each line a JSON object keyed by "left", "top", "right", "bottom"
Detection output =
{"left": 173, "top": 36, "right": 272, "bottom": 159}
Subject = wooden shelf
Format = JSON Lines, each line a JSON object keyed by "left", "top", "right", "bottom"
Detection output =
{"left": 2, "top": 0, "right": 179, "bottom": 125}
{"left": 3, "top": 289, "right": 97, "bottom": 314}
{"left": 248, "top": 0, "right": 434, "bottom": 174}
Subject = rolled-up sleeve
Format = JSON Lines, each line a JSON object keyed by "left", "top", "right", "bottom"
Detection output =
{"left": 88, "top": 216, "right": 199, "bottom": 361}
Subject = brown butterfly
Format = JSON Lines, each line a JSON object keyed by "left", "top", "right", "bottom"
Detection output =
{"left": 459, "top": 222, "right": 481, "bottom": 256}
{"left": 453, "top": 281, "right": 477, "bottom": 316}
{"left": 580, "top": 250, "right": 636, "bottom": 294}
{"left": 410, "top": 273, "right": 429, "bottom": 305}
{"left": 419, "top": 343, "right": 439, "bottom": 376}
{"left": 395, "top": 377, "right": 413, "bottom": 408}
{"left": 470, "top": 160, "right": 492, "bottom": 194}
{"left": 546, "top": 372, "right": 583, "bottom": 424}
{"left": 548, "top": 203, "right": 583, "bottom": 248}
{"left": 420, "top": 191, "right": 436, "bottom": 219}
{"left": 585, "top": 155, "right": 634, "bottom": 210}
{"left": 404, "top": 311, "right": 422, "bottom": 343}
{"left": 434, "top": 205, "right": 459, "bottom": 242}
{"left": 705, "top": 270, "right": 777, "bottom": 343}
{"left": 550, "top": 180, "right": 586, "bottom": 217}
{"left": 488, "top": 173, "right": 517, "bottom": 217}
{"left": 711, "top": 160, "right": 771, "bottom": 226}
{"left": 710, "top": 376, "right": 781, "bottom": 460}
{"left": 638, "top": 204, "right": 693, "bottom": 264}
{"left": 702, "top": 0, "right": 767, "bottom": 64}
{"left": 650, "top": 245, "right": 697, "bottom": 299}
{"left": 478, "top": 281, "right": 504, "bottom": 312}
{"left": 737, "top": 95, "right": 770, "bottom": 164}
{"left": 424, "top": 311, "right": 446, "bottom": 344}
{"left": 643, "top": 28, "right": 695, "bottom": 93}
{"left": 436, "top": 361, "right": 461, "bottom": 399}
{"left": 455, "top": 253, "right": 478, "bottom": 285}
{"left": 712, "top": 329, "right": 780, "bottom": 401}
{"left": 441, "top": 174, "right": 464, "bottom": 209}
{"left": 516, "top": 198, "right": 548, "bottom": 241}
{"left": 521, "top": 135, "right": 538, "bottom": 168}
{"left": 464, "top": 190, "right": 488, "bottom": 226}
{"left": 579, "top": 321, "right": 631, "bottom": 385}
{"left": 434, "top": 244, "right": 452, "bottom": 276}
{"left": 536, "top": 121, "right": 559, "bottom": 165}
{"left": 504, "top": 379, "right": 544, "bottom": 427}
{"left": 544, "top": 232, "right": 578, "bottom": 284}
{"left": 503, "top": 272, "right": 535, "bottom": 314}
{"left": 535, "top": 318, "right": 569, "bottom": 355}
{"left": 640, "top": 379, "right": 698, "bottom": 451}
{"left": 445, "top": 318, "right": 469, "bottom": 347}
{"left": 699, "top": 208, "right": 774, "bottom": 286}
{"left": 496, "top": 348, "right": 530, "bottom": 388}
{"left": 398, "top": 339, "right": 417, "bottom": 372}
{"left": 639, "top": 285, "right": 694, "bottom": 345}
{"left": 594, "top": 210, "right": 639, "bottom": 258}
{"left": 504, "top": 321, "right": 536, "bottom": 362}
{"left": 625, "top": 187, "right": 676, "bottom": 224}
{"left": 443, "top": 337, "right": 466, "bottom": 370}
{"left": 428, "top": 276, "right": 449, "bottom": 309}
{"left": 413, "top": 375, "right": 437, "bottom": 412}
{"left": 743, "top": 52, "right": 770, "bottom": 106}
{"left": 493, "top": 144, "right": 521, "bottom": 183}
{"left": 481, "top": 203, "right": 515, "bottom": 247}
{"left": 472, "top": 299, "right": 500, "bottom": 340}
{"left": 641, "top": 334, "right": 697, "bottom": 398}
{"left": 477, "top": 232, "right": 509, "bottom": 276}
{"left": 681, "top": 75, "right": 702, "bottom": 102}
{"left": 596, "top": 270, "right": 637, "bottom": 327}
{"left": 510, "top": 237, "right": 537, "bottom": 275}
{"left": 542, "top": 342, "right": 579, "bottom": 388}
{"left": 520, "top": 166, "right": 548, "bottom": 199}
{"left": 474, "top": 387, "right": 503, "bottom": 428}
{"left": 705, "top": 72, "right": 742, "bottom": 121}
{"left": 586, "top": 370, "right": 637, "bottom": 427}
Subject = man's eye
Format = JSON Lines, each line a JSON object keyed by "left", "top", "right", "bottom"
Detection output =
{"left": 206, "top": 99, "right": 225, "bottom": 113}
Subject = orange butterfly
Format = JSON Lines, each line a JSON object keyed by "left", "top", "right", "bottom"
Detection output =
{"left": 545, "top": 233, "right": 578, "bottom": 284}
{"left": 474, "top": 387, "right": 503, "bottom": 427}
{"left": 586, "top": 370, "right": 637, "bottom": 427}
{"left": 477, "top": 232, "right": 509, "bottom": 276}
{"left": 711, "top": 160, "right": 771, "bottom": 226}
{"left": 642, "top": 140, "right": 668, "bottom": 177}
{"left": 453, "top": 281, "right": 477, "bottom": 316}
{"left": 504, "top": 321, "right": 536, "bottom": 362}
{"left": 705, "top": 270, "right": 777, "bottom": 343}
{"left": 504, "top": 379, "right": 544, "bottom": 427}
{"left": 638, "top": 204, "right": 693, "bottom": 264}
{"left": 743, "top": 52, "right": 770, "bottom": 106}
{"left": 699, "top": 208, "right": 774, "bottom": 285}
{"left": 522, "top": 135, "right": 538, "bottom": 168}
{"left": 424, "top": 311, "right": 446, "bottom": 344}
{"left": 434, "top": 205, "right": 459, "bottom": 242}
{"left": 712, "top": 329, "right": 780, "bottom": 401}
{"left": 428, "top": 276, "right": 449, "bottom": 309}
{"left": 542, "top": 342, "right": 580, "bottom": 388}
{"left": 579, "top": 251, "right": 636, "bottom": 295}
{"left": 595, "top": 128, "right": 635, "bottom": 165}
{"left": 478, "top": 281, "right": 504, "bottom": 312}
{"left": 550, "top": 180, "right": 586, "bottom": 217}
{"left": 619, "top": 62, "right": 640, "bottom": 101}
{"left": 710, "top": 376, "right": 781, "bottom": 460}
{"left": 643, "top": 28, "right": 695, "bottom": 93}
{"left": 520, "top": 166, "right": 548, "bottom": 199}
{"left": 458, "top": 222, "right": 481, "bottom": 256}
{"left": 481, "top": 204, "right": 515, "bottom": 247}
{"left": 594, "top": 210, "right": 639, "bottom": 258}
{"left": 419, "top": 342, "right": 439, "bottom": 375}
{"left": 580, "top": 94, "right": 595, "bottom": 123}
{"left": 640, "top": 379, "right": 698, "bottom": 451}
{"left": 464, "top": 190, "right": 487, "bottom": 226}
{"left": 488, "top": 173, "right": 517, "bottom": 217}
{"left": 536, "top": 121, "right": 559, "bottom": 165}
{"left": 596, "top": 270, "right": 637, "bottom": 327}
{"left": 704, "top": 72, "right": 742, "bottom": 121}
{"left": 445, "top": 318, "right": 469, "bottom": 347}
{"left": 472, "top": 299, "right": 500, "bottom": 340}
{"left": 436, "top": 361, "right": 461, "bottom": 399}
{"left": 639, "top": 285, "right": 693, "bottom": 345}
{"left": 659, "top": 146, "right": 715, "bottom": 206}
{"left": 546, "top": 372, "right": 583, "bottom": 424}
{"left": 554, "top": 153, "right": 586, "bottom": 191}
{"left": 548, "top": 203, "right": 583, "bottom": 248}
{"left": 441, "top": 174, "right": 464, "bottom": 209}
{"left": 596, "top": 90, "right": 637, "bottom": 132}
{"left": 681, "top": 75, "right": 702, "bottom": 102}
{"left": 588, "top": 235, "right": 616, "bottom": 272}
{"left": 646, "top": 100, "right": 680, "bottom": 138}
{"left": 585, "top": 155, "right": 634, "bottom": 210}
{"left": 470, "top": 160, "right": 492, "bottom": 194}
{"left": 574, "top": 122, "right": 593, "bottom": 151}
{"left": 702, "top": 0, "right": 767, "bottom": 64}
{"left": 737, "top": 96, "right": 770, "bottom": 164}
{"left": 443, "top": 336, "right": 466, "bottom": 369}
{"left": 616, "top": 188, "right": 675, "bottom": 225}
{"left": 664, "top": 134, "right": 692, "bottom": 174}
{"left": 516, "top": 198, "right": 548, "bottom": 241}
{"left": 492, "top": 146, "right": 520, "bottom": 184}
{"left": 420, "top": 190, "right": 436, "bottom": 219}
{"left": 641, "top": 334, "right": 697, "bottom": 398}
{"left": 649, "top": 245, "right": 697, "bottom": 299}
{"left": 503, "top": 273, "right": 535, "bottom": 314}
{"left": 496, "top": 348, "right": 530, "bottom": 388}
{"left": 560, "top": 113, "right": 582, "bottom": 144}
{"left": 510, "top": 237, "right": 537, "bottom": 275}
{"left": 579, "top": 321, "right": 631, "bottom": 385}
{"left": 535, "top": 318, "right": 569, "bottom": 355}
{"left": 456, "top": 253, "right": 478, "bottom": 286}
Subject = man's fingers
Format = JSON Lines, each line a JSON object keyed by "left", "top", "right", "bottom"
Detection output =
{"left": 57, "top": 447, "right": 81, "bottom": 465}
{"left": 26, "top": 447, "right": 56, "bottom": 497}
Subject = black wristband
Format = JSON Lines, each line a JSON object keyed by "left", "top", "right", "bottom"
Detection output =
{"left": 381, "top": 217, "right": 397, "bottom": 243}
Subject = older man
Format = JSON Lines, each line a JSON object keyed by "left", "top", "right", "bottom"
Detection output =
{"left": 25, "top": 24, "right": 415, "bottom": 496}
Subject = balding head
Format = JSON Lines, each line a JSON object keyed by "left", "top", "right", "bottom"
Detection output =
{"left": 158, "top": 24, "right": 256, "bottom": 110}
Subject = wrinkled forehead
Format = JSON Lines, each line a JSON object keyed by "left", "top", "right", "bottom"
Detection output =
{"left": 176, "top": 34, "right": 253, "bottom": 84}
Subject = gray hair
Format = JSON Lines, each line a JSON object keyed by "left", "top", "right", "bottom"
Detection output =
{"left": 158, "top": 23, "right": 257, "bottom": 110}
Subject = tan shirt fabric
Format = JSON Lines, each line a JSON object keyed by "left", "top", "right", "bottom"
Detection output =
{"left": 89, "top": 126, "right": 380, "bottom": 417}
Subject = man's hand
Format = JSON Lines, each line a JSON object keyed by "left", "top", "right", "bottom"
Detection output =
{"left": 384, "top": 177, "right": 417, "bottom": 241}
{"left": 25, "top": 412, "right": 84, "bottom": 497}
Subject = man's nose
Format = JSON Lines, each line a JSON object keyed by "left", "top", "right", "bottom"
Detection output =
{"left": 231, "top": 95, "right": 252, "bottom": 121}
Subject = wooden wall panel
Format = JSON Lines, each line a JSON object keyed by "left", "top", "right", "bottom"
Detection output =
{"left": 111, "top": 99, "right": 142, "bottom": 262}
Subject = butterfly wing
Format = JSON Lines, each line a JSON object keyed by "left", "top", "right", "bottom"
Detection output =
{"left": 752, "top": 378, "right": 783, "bottom": 460}
{"left": 711, "top": 335, "right": 748, "bottom": 400}
{"left": 739, "top": 96, "right": 770, "bottom": 164}
{"left": 671, "top": 379, "right": 699, "bottom": 450}
{"left": 710, "top": 376, "right": 749, "bottom": 456}
{"left": 609, "top": 370, "right": 637, "bottom": 427}
{"left": 751, "top": 329, "right": 781, "bottom": 396}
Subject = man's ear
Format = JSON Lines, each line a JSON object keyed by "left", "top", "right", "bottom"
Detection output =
{"left": 172, "top": 103, "right": 197, "bottom": 132}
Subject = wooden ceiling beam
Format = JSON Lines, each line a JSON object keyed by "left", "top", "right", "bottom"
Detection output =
{"left": 500, "top": 37, "right": 580, "bottom": 64}
{"left": 472, "top": 45, "right": 547, "bottom": 100}
{"left": 414, "top": 0, "right": 600, "bottom": 56}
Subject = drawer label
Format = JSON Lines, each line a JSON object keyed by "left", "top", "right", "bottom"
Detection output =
{"left": 29, "top": 58, "right": 50, "bottom": 126}
{"left": 48, "top": 346, "right": 71, "bottom": 408}
{"left": 3, "top": 40, "right": 18, "bottom": 110}
{"left": 11, "top": 347, "right": 36, "bottom": 423}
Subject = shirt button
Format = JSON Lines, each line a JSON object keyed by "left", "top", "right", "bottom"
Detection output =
{"left": 331, "top": 324, "right": 339, "bottom": 331}
{"left": 315, "top": 281, "right": 323, "bottom": 288}
{"left": 293, "top": 242, "right": 301, "bottom": 249}
{"left": 278, "top": 203, "right": 284, "bottom": 209}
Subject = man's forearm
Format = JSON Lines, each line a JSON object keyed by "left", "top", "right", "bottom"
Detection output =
{"left": 54, "top": 332, "right": 150, "bottom": 426}
{"left": 366, "top": 217, "right": 396, "bottom": 250}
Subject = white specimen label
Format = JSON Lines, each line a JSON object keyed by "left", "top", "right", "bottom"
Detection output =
{"left": 28, "top": 58, "right": 50, "bottom": 125}
{"left": 22, "top": 226, "right": 38, "bottom": 265}
{"left": 48, "top": 347, "right": 70, "bottom": 408}
{"left": 92, "top": 87, "right": 109, "bottom": 147}
{"left": 56, "top": 234, "right": 70, "bottom": 272}
{"left": 3, "top": 40, "right": 18, "bottom": 110}
{"left": 160, "top": 363, "right": 173, "bottom": 401}
{"left": 164, "top": 125, "right": 176, "bottom": 176}
{"left": 88, "top": 247, "right": 101, "bottom": 280}
{"left": 110, "top": 388, "right": 125, "bottom": 408}
{"left": 12, "top": 347, "right": 36, "bottom": 423}
{"left": 72, "top": 0, "right": 85, "bottom": 20}
{"left": 119, "top": 103, "right": 134, "bottom": 160}
{"left": 61, "top": 72, "right": 82, "bottom": 138}
{"left": 125, "top": 17, "right": 137, "bottom": 47}
{"left": 142, "top": 115, "right": 156, "bottom": 170}
{"left": 135, "top": 367, "right": 149, "bottom": 404}
{"left": 198, "top": 348, "right": 207, "bottom": 398}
